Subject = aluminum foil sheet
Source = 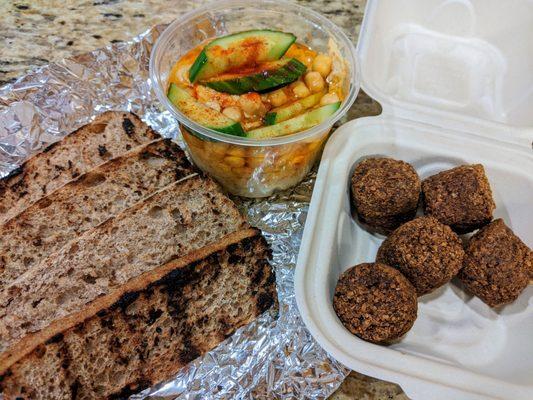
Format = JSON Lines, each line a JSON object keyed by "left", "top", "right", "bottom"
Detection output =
{"left": 0, "top": 25, "right": 349, "bottom": 399}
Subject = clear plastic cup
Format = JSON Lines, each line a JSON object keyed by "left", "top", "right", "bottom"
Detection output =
{"left": 150, "top": 0, "right": 359, "bottom": 197}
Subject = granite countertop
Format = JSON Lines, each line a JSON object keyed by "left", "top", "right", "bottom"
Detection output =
{"left": 0, "top": 1, "right": 403, "bottom": 399}
{"left": 0, "top": 0, "right": 381, "bottom": 119}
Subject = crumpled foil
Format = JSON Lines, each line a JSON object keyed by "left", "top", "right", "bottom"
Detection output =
{"left": 0, "top": 25, "right": 349, "bottom": 399}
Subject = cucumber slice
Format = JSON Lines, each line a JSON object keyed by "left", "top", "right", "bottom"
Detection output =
{"left": 248, "top": 102, "right": 341, "bottom": 139}
{"left": 167, "top": 83, "right": 245, "bottom": 137}
{"left": 265, "top": 91, "right": 324, "bottom": 125}
{"left": 203, "top": 58, "right": 306, "bottom": 95}
{"left": 189, "top": 30, "right": 296, "bottom": 82}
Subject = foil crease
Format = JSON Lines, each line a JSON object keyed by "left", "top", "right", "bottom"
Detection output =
{"left": 0, "top": 25, "right": 349, "bottom": 399}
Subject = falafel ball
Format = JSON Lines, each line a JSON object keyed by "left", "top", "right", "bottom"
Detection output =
{"left": 377, "top": 216, "right": 464, "bottom": 295}
{"left": 351, "top": 157, "right": 421, "bottom": 234}
{"left": 459, "top": 219, "right": 531, "bottom": 307}
{"left": 422, "top": 164, "right": 495, "bottom": 233}
{"left": 333, "top": 262, "right": 417, "bottom": 344}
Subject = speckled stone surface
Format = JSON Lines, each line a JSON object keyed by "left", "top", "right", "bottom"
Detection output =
{"left": 330, "top": 372, "right": 409, "bottom": 400}
{"left": 0, "top": 0, "right": 381, "bottom": 120}
{"left": 0, "top": 1, "right": 395, "bottom": 399}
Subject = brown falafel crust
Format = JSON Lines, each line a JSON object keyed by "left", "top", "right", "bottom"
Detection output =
{"left": 333, "top": 263, "right": 417, "bottom": 344}
{"left": 529, "top": 252, "right": 533, "bottom": 282}
{"left": 422, "top": 164, "right": 495, "bottom": 233}
{"left": 351, "top": 158, "right": 421, "bottom": 234}
{"left": 377, "top": 216, "right": 465, "bottom": 296}
{"left": 459, "top": 219, "right": 530, "bottom": 307}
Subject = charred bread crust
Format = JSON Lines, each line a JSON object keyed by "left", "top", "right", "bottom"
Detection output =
{"left": 0, "top": 175, "right": 250, "bottom": 365}
{"left": 0, "top": 226, "right": 258, "bottom": 374}
{"left": 0, "top": 229, "right": 276, "bottom": 399}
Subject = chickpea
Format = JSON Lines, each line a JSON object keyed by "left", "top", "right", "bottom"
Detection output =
{"left": 247, "top": 155, "right": 267, "bottom": 168}
{"left": 291, "top": 81, "right": 311, "bottom": 98}
{"left": 296, "top": 143, "right": 309, "bottom": 155}
{"left": 243, "top": 120, "right": 263, "bottom": 131}
{"left": 292, "top": 155, "right": 306, "bottom": 166}
{"left": 240, "top": 93, "right": 262, "bottom": 115}
{"left": 226, "top": 146, "right": 246, "bottom": 157}
{"left": 216, "top": 162, "right": 232, "bottom": 175}
{"left": 268, "top": 89, "right": 289, "bottom": 107}
{"left": 320, "top": 92, "right": 341, "bottom": 106}
{"left": 207, "top": 142, "right": 229, "bottom": 157}
{"left": 278, "top": 150, "right": 295, "bottom": 166}
{"left": 307, "top": 140, "right": 323, "bottom": 152}
{"left": 223, "top": 156, "right": 246, "bottom": 168}
{"left": 222, "top": 106, "right": 242, "bottom": 122}
{"left": 192, "top": 139, "right": 205, "bottom": 151}
{"left": 304, "top": 71, "right": 325, "bottom": 93}
{"left": 204, "top": 101, "right": 221, "bottom": 112}
{"left": 312, "top": 54, "right": 333, "bottom": 78}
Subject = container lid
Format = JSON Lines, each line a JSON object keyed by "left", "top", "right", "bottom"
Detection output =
{"left": 295, "top": 116, "right": 533, "bottom": 400}
{"left": 356, "top": 0, "right": 533, "bottom": 143}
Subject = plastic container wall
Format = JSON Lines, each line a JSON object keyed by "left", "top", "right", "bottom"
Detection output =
{"left": 296, "top": 0, "right": 533, "bottom": 398}
{"left": 357, "top": 0, "right": 533, "bottom": 129}
{"left": 295, "top": 118, "right": 533, "bottom": 400}
{"left": 150, "top": 0, "right": 359, "bottom": 197}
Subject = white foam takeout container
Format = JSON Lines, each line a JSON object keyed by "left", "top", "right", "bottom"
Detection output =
{"left": 295, "top": 0, "right": 533, "bottom": 399}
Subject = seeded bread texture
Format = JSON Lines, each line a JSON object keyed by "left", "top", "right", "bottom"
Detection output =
{"left": 0, "top": 111, "right": 159, "bottom": 224}
{"left": 351, "top": 157, "right": 421, "bottom": 234}
{"left": 0, "top": 230, "right": 276, "bottom": 400}
{"left": 459, "top": 219, "right": 531, "bottom": 307}
{"left": 422, "top": 164, "right": 495, "bottom": 233}
{"left": 377, "top": 216, "right": 465, "bottom": 296}
{"left": 0, "top": 175, "right": 249, "bottom": 358}
{"left": 0, "top": 139, "right": 196, "bottom": 290}
{"left": 333, "top": 263, "right": 417, "bottom": 343}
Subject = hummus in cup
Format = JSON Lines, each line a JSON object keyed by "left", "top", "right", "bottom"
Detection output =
{"left": 150, "top": 0, "right": 359, "bottom": 197}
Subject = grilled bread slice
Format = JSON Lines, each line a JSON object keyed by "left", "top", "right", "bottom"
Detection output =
{"left": 0, "top": 139, "right": 195, "bottom": 290}
{"left": 0, "top": 229, "right": 276, "bottom": 399}
{"left": 0, "top": 175, "right": 249, "bottom": 361}
{"left": 0, "top": 111, "right": 159, "bottom": 224}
